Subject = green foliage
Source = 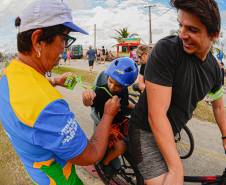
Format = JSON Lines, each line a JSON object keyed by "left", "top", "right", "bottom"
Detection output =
{"left": 112, "top": 27, "right": 130, "bottom": 42}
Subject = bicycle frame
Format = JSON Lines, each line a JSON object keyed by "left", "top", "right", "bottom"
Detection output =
{"left": 184, "top": 168, "right": 226, "bottom": 184}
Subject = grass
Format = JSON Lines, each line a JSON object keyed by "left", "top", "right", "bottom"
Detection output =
{"left": 52, "top": 66, "right": 97, "bottom": 85}
{"left": 193, "top": 84, "right": 226, "bottom": 123}
{"left": 193, "top": 101, "right": 216, "bottom": 123}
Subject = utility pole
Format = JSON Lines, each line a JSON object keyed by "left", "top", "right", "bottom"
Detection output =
{"left": 94, "top": 24, "right": 96, "bottom": 49}
{"left": 144, "top": 5, "right": 156, "bottom": 44}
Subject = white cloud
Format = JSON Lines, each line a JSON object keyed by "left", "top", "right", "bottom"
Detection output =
{"left": 105, "top": 0, "right": 118, "bottom": 8}
{"left": 69, "top": 0, "right": 177, "bottom": 50}
{"left": 0, "top": 0, "right": 225, "bottom": 55}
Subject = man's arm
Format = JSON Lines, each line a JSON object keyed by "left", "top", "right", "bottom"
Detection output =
{"left": 212, "top": 96, "right": 226, "bottom": 150}
{"left": 146, "top": 80, "right": 183, "bottom": 183}
{"left": 69, "top": 96, "right": 120, "bottom": 166}
{"left": 138, "top": 74, "right": 145, "bottom": 92}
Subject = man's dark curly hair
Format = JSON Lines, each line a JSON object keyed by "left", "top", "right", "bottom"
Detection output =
{"left": 170, "top": 0, "right": 221, "bottom": 35}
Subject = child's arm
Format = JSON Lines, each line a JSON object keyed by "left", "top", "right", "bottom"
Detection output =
{"left": 82, "top": 90, "right": 96, "bottom": 106}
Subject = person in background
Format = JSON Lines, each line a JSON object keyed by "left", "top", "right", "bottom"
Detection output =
{"left": 86, "top": 45, "right": 96, "bottom": 73}
{"left": 101, "top": 46, "right": 106, "bottom": 64}
{"left": 0, "top": 1, "right": 120, "bottom": 185}
{"left": 220, "top": 62, "right": 225, "bottom": 86}
{"left": 133, "top": 44, "right": 152, "bottom": 93}
{"left": 66, "top": 48, "right": 71, "bottom": 65}
{"left": 130, "top": 48, "right": 138, "bottom": 64}
{"left": 63, "top": 50, "right": 67, "bottom": 64}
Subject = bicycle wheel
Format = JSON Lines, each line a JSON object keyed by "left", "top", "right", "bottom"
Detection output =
{"left": 175, "top": 125, "right": 194, "bottom": 159}
{"left": 95, "top": 152, "right": 144, "bottom": 185}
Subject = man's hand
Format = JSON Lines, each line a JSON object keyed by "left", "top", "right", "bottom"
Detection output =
{"left": 103, "top": 96, "right": 120, "bottom": 118}
{"left": 82, "top": 90, "right": 96, "bottom": 106}
{"left": 163, "top": 168, "right": 184, "bottom": 185}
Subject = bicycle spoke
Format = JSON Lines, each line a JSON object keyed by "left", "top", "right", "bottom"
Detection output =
{"left": 176, "top": 125, "right": 194, "bottom": 159}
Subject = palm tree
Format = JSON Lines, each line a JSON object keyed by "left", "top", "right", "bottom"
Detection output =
{"left": 112, "top": 28, "right": 130, "bottom": 43}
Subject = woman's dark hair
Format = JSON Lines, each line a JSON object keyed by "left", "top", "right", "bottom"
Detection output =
{"left": 15, "top": 17, "right": 69, "bottom": 54}
{"left": 170, "top": 0, "right": 221, "bottom": 35}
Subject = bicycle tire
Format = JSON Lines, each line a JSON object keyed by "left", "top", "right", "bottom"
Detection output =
{"left": 95, "top": 152, "right": 144, "bottom": 185}
{"left": 175, "top": 125, "right": 194, "bottom": 159}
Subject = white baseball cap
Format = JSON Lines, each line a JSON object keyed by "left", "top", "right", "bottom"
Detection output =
{"left": 19, "top": 0, "right": 88, "bottom": 35}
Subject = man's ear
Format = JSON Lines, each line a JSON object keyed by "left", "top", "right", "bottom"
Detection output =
{"left": 31, "top": 29, "right": 43, "bottom": 53}
{"left": 210, "top": 32, "right": 220, "bottom": 42}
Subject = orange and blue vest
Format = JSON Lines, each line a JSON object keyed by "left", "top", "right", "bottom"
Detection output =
{"left": 0, "top": 59, "right": 88, "bottom": 185}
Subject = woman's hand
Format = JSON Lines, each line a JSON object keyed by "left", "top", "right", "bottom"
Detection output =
{"left": 82, "top": 90, "right": 96, "bottom": 106}
{"left": 103, "top": 96, "right": 120, "bottom": 118}
{"left": 50, "top": 72, "right": 75, "bottom": 87}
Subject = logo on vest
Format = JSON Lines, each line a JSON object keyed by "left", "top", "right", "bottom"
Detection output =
{"left": 60, "top": 118, "right": 78, "bottom": 144}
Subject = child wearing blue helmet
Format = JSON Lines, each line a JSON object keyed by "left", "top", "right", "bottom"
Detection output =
{"left": 82, "top": 57, "right": 138, "bottom": 172}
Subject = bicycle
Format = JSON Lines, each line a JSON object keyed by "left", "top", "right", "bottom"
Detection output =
{"left": 175, "top": 124, "right": 194, "bottom": 159}
{"left": 94, "top": 150, "right": 143, "bottom": 185}
{"left": 184, "top": 168, "right": 226, "bottom": 184}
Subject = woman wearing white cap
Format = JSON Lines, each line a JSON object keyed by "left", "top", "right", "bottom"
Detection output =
{"left": 0, "top": 0, "right": 120, "bottom": 185}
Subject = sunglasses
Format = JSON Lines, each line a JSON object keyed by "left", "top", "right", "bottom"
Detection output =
{"left": 138, "top": 53, "right": 143, "bottom": 59}
{"left": 61, "top": 33, "right": 76, "bottom": 48}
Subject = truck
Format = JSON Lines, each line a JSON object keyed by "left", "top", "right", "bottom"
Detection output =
{"left": 70, "top": 45, "right": 83, "bottom": 59}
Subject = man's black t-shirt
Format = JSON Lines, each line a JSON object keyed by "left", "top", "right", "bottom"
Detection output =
{"left": 139, "top": 64, "right": 146, "bottom": 76}
{"left": 92, "top": 84, "right": 129, "bottom": 123}
{"left": 129, "top": 36, "right": 222, "bottom": 133}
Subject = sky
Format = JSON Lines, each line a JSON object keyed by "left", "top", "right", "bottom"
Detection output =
{"left": 0, "top": 0, "right": 225, "bottom": 59}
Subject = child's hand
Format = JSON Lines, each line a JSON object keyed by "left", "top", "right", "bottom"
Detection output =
{"left": 103, "top": 96, "right": 120, "bottom": 118}
{"left": 82, "top": 90, "right": 96, "bottom": 106}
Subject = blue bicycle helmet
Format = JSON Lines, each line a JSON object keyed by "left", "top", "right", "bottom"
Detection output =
{"left": 105, "top": 57, "right": 138, "bottom": 87}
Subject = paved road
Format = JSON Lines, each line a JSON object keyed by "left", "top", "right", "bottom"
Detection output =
{"left": 58, "top": 59, "right": 226, "bottom": 184}
{"left": 59, "top": 59, "right": 109, "bottom": 74}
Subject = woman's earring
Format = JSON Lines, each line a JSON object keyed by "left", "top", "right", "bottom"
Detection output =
{"left": 36, "top": 50, "right": 41, "bottom": 58}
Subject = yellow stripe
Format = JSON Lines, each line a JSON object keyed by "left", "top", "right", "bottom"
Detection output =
{"left": 5, "top": 59, "right": 62, "bottom": 127}
{"left": 33, "top": 159, "right": 57, "bottom": 185}
{"left": 49, "top": 178, "right": 57, "bottom": 185}
{"left": 63, "top": 162, "right": 72, "bottom": 180}
{"left": 33, "top": 159, "right": 55, "bottom": 169}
